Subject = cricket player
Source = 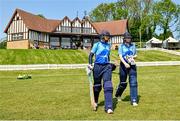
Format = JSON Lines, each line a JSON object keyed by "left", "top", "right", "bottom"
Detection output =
{"left": 88, "top": 30, "right": 114, "bottom": 114}
{"left": 115, "top": 32, "right": 138, "bottom": 106}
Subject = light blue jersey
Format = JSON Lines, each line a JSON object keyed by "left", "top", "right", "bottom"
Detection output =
{"left": 118, "top": 43, "right": 137, "bottom": 62}
{"left": 91, "top": 41, "right": 111, "bottom": 64}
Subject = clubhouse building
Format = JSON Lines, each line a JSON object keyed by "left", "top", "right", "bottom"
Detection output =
{"left": 4, "top": 9, "right": 128, "bottom": 49}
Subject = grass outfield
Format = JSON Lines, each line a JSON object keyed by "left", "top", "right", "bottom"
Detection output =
{"left": 0, "top": 49, "right": 88, "bottom": 65}
{"left": 0, "top": 66, "right": 180, "bottom": 119}
{"left": 111, "top": 50, "right": 180, "bottom": 62}
{"left": 0, "top": 49, "right": 179, "bottom": 65}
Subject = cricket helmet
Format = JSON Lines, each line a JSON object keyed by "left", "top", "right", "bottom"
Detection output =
{"left": 100, "top": 30, "right": 111, "bottom": 37}
{"left": 123, "top": 32, "right": 132, "bottom": 39}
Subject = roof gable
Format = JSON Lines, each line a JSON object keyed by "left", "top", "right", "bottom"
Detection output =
{"left": 62, "top": 16, "right": 71, "bottom": 22}
{"left": 82, "top": 18, "right": 98, "bottom": 33}
{"left": 146, "top": 37, "right": 162, "bottom": 43}
{"left": 165, "top": 37, "right": 178, "bottom": 43}
{"left": 4, "top": 9, "right": 18, "bottom": 33}
{"left": 4, "top": 9, "right": 60, "bottom": 33}
{"left": 72, "top": 17, "right": 81, "bottom": 23}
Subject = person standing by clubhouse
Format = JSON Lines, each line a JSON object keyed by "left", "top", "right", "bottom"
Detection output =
{"left": 115, "top": 32, "right": 138, "bottom": 106}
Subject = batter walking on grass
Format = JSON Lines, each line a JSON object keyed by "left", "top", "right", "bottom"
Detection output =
{"left": 88, "top": 30, "right": 115, "bottom": 114}
{"left": 115, "top": 32, "right": 138, "bottom": 106}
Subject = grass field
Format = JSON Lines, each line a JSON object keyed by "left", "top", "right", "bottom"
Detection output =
{"left": 0, "top": 49, "right": 179, "bottom": 65}
{"left": 175, "top": 50, "right": 180, "bottom": 52}
{"left": 111, "top": 50, "right": 180, "bottom": 62}
{"left": 0, "top": 49, "right": 88, "bottom": 65}
{"left": 0, "top": 66, "right": 180, "bottom": 120}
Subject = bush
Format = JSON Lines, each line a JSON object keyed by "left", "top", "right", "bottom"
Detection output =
{"left": 0, "top": 40, "right": 7, "bottom": 49}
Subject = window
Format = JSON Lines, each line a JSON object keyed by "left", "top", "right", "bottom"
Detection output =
{"left": 19, "top": 33, "right": 23, "bottom": 39}
{"left": 83, "top": 28, "right": 91, "bottom": 34}
{"left": 83, "top": 38, "right": 91, "bottom": 48}
{"left": 61, "top": 37, "right": 71, "bottom": 49}
{"left": 72, "top": 27, "right": 81, "bottom": 33}
{"left": 50, "top": 37, "right": 60, "bottom": 49}
{"left": 61, "top": 26, "right": 71, "bottom": 33}
{"left": 11, "top": 33, "right": 23, "bottom": 40}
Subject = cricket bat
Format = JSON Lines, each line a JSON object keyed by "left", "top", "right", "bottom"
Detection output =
{"left": 85, "top": 66, "right": 96, "bottom": 110}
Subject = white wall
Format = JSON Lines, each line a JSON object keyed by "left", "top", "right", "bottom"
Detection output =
{"left": 110, "top": 36, "right": 123, "bottom": 44}
{"left": 7, "top": 13, "right": 28, "bottom": 41}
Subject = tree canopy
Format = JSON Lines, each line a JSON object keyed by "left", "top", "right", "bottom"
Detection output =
{"left": 89, "top": 0, "right": 180, "bottom": 46}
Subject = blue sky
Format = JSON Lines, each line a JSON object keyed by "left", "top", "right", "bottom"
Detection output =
{"left": 0, "top": 0, "right": 179, "bottom": 40}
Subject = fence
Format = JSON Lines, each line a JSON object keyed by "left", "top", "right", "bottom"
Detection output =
{"left": 0, "top": 61, "right": 180, "bottom": 71}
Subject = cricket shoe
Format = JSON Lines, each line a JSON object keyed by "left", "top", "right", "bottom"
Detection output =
{"left": 107, "top": 109, "right": 113, "bottom": 114}
{"left": 132, "top": 102, "right": 138, "bottom": 106}
{"left": 115, "top": 96, "right": 122, "bottom": 102}
{"left": 93, "top": 103, "right": 98, "bottom": 111}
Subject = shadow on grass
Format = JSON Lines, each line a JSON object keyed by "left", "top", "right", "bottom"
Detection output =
{"left": 122, "top": 95, "right": 141, "bottom": 103}
{"left": 98, "top": 97, "right": 118, "bottom": 111}
{"left": 98, "top": 95, "right": 141, "bottom": 111}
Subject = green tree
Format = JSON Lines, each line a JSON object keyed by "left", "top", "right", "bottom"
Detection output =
{"left": 175, "top": 5, "right": 180, "bottom": 39}
{"left": 137, "top": 0, "right": 153, "bottom": 47}
{"left": 89, "top": 3, "right": 115, "bottom": 22}
{"left": 0, "top": 40, "right": 7, "bottom": 49}
{"left": 114, "top": 0, "right": 129, "bottom": 20}
{"left": 37, "top": 14, "right": 45, "bottom": 18}
{"left": 89, "top": 0, "right": 179, "bottom": 44}
{"left": 176, "top": 18, "right": 180, "bottom": 39}
{"left": 156, "top": 31, "right": 173, "bottom": 40}
{"left": 154, "top": 0, "right": 179, "bottom": 40}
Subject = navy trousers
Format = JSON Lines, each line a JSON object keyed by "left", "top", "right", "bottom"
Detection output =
{"left": 115, "top": 62, "right": 138, "bottom": 103}
{"left": 93, "top": 63, "right": 113, "bottom": 111}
